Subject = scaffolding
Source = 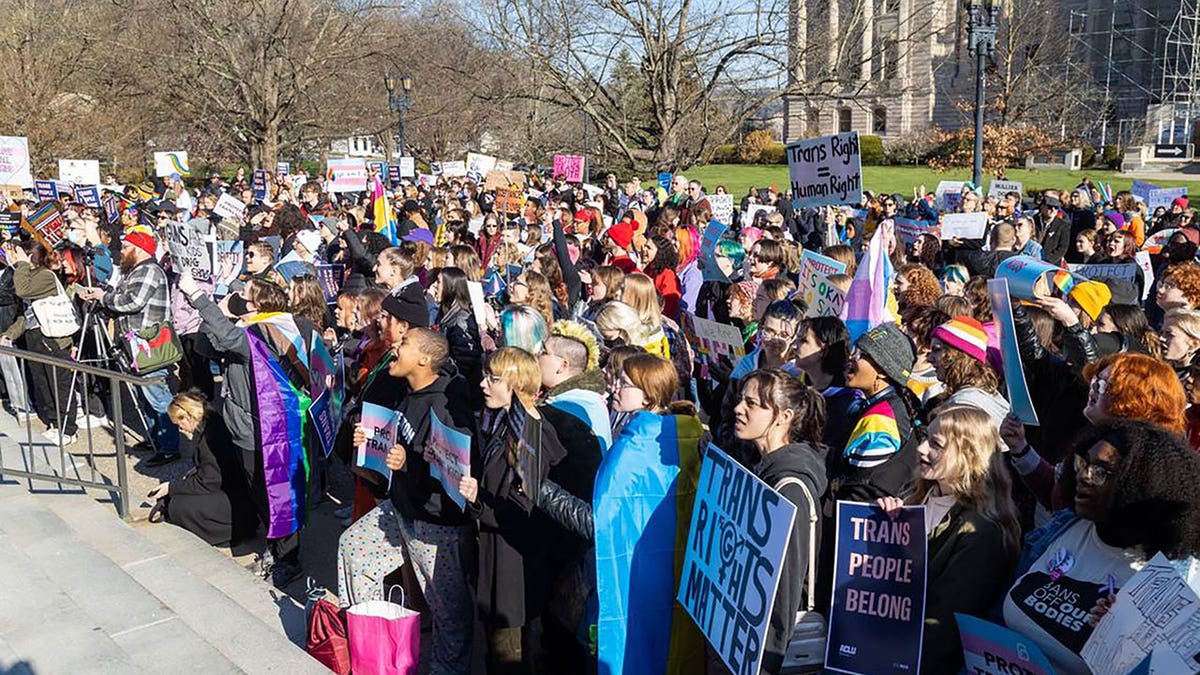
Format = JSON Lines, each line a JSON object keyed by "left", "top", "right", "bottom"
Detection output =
{"left": 1158, "top": 0, "right": 1200, "bottom": 144}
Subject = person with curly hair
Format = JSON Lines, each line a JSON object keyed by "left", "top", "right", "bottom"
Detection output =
{"left": 901, "top": 305, "right": 950, "bottom": 405}
{"left": 1003, "top": 420, "right": 1200, "bottom": 674}
{"left": 1156, "top": 262, "right": 1200, "bottom": 315}
{"left": 896, "top": 263, "right": 942, "bottom": 313}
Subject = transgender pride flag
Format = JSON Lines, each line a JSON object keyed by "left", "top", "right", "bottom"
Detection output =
{"left": 840, "top": 219, "right": 897, "bottom": 342}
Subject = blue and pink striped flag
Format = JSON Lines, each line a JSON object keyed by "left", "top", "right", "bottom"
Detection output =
{"left": 840, "top": 219, "right": 897, "bottom": 342}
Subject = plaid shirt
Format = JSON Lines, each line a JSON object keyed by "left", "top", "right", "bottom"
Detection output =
{"left": 101, "top": 259, "right": 170, "bottom": 333}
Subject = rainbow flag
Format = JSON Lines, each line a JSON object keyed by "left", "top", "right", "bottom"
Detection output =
{"left": 840, "top": 219, "right": 897, "bottom": 342}
{"left": 248, "top": 331, "right": 311, "bottom": 538}
{"left": 1052, "top": 269, "right": 1076, "bottom": 295}
{"left": 371, "top": 174, "right": 399, "bottom": 245}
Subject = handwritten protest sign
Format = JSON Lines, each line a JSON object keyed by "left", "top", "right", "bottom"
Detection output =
{"left": 466, "top": 152, "right": 497, "bottom": 180}
{"left": 1148, "top": 186, "right": 1187, "bottom": 212}
{"left": 678, "top": 444, "right": 797, "bottom": 675}
{"left": 826, "top": 501, "right": 927, "bottom": 675}
{"left": 315, "top": 263, "right": 344, "bottom": 304}
{"left": 428, "top": 410, "right": 472, "bottom": 510}
{"left": 936, "top": 181, "right": 964, "bottom": 211}
{"left": 1131, "top": 180, "right": 1158, "bottom": 203}
{"left": 494, "top": 188, "right": 525, "bottom": 215}
{"left": 940, "top": 212, "right": 988, "bottom": 240}
{"left": 700, "top": 221, "right": 729, "bottom": 283}
{"left": 326, "top": 157, "right": 368, "bottom": 193}
{"left": 987, "top": 179, "right": 1023, "bottom": 199}
{"left": 708, "top": 193, "right": 735, "bottom": 225}
{"left": 786, "top": 132, "right": 863, "bottom": 209}
{"left": 0, "top": 137, "right": 32, "bottom": 187}
{"left": 691, "top": 315, "right": 746, "bottom": 363}
{"left": 741, "top": 204, "right": 775, "bottom": 228}
{"left": 553, "top": 154, "right": 585, "bottom": 182}
{"left": 358, "top": 402, "right": 397, "bottom": 487}
{"left": 398, "top": 156, "right": 416, "bottom": 178}
{"left": 153, "top": 151, "right": 189, "bottom": 177}
{"left": 168, "top": 219, "right": 214, "bottom": 282}
{"left": 955, "top": 614, "right": 1054, "bottom": 675}
{"left": 308, "top": 390, "right": 336, "bottom": 458}
{"left": 988, "top": 278, "right": 1039, "bottom": 425}
{"left": 213, "top": 193, "right": 246, "bottom": 222}
{"left": 799, "top": 249, "right": 848, "bottom": 317}
{"left": 58, "top": 159, "right": 100, "bottom": 186}
{"left": 892, "top": 217, "right": 930, "bottom": 244}
{"left": 212, "top": 241, "right": 244, "bottom": 295}
{"left": 1143, "top": 228, "right": 1178, "bottom": 254}
{"left": 996, "top": 255, "right": 1066, "bottom": 300}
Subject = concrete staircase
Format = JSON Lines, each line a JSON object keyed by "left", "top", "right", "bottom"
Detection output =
{"left": 0, "top": 476, "right": 328, "bottom": 674}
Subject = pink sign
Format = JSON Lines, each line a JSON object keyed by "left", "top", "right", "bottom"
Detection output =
{"left": 553, "top": 154, "right": 585, "bottom": 182}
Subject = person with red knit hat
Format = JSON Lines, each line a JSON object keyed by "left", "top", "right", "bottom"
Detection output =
{"left": 929, "top": 316, "right": 1010, "bottom": 429}
{"left": 603, "top": 218, "right": 639, "bottom": 273}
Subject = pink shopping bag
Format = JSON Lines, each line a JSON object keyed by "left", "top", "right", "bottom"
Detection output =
{"left": 346, "top": 586, "right": 420, "bottom": 675}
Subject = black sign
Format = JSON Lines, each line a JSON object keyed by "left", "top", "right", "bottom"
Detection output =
{"left": 1154, "top": 144, "right": 1191, "bottom": 159}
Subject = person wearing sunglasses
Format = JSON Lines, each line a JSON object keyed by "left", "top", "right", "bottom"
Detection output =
{"left": 1002, "top": 420, "right": 1200, "bottom": 675}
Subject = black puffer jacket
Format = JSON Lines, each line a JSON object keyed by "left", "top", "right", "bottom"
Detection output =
{"left": 1011, "top": 304, "right": 1091, "bottom": 464}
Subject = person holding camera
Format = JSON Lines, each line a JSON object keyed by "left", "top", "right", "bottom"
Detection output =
{"left": 76, "top": 230, "right": 179, "bottom": 465}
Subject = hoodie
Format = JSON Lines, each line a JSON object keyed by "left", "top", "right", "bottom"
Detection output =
{"left": 755, "top": 443, "right": 829, "bottom": 675}
{"left": 388, "top": 373, "right": 476, "bottom": 526}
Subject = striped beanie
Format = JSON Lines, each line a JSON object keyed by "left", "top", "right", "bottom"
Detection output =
{"left": 932, "top": 316, "right": 988, "bottom": 364}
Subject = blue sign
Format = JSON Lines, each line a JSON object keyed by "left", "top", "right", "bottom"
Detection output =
{"left": 308, "top": 390, "right": 336, "bottom": 458}
{"left": 276, "top": 161, "right": 290, "bottom": 176}
{"left": 988, "top": 278, "right": 1039, "bottom": 425}
{"left": 955, "top": 614, "right": 1054, "bottom": 675}
{"left": 75, "top": 185, "right": 101, "bottom": 208}
{"left": 387, "top": 164, "right": 402, "bottom": 187}
{"left": 657, "top": 172, "right": 672, "bottom": 192}
{"left": 34, "top": 180, "right": 58, "bottom": 201}
{"left": 1131, "top": 180, "right": 1159, "bottom": 203}
{"left": 699, "top": 220, "right": 729, "bottom": 283}
{"left": 826, "top": 501, "right": 927, "bottom": 675}
{"left": 252, "top": 169, "right": 268, "bottom": 200}
{"left": 368, "top": 161, "right": 387, "bottom": 179}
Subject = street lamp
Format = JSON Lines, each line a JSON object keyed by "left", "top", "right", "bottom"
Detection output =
{"left": 384, "top": 72, "right": 413, "bottom": 160}
{"left": 964, "top": 0, "right": 1002, "bottom": 187}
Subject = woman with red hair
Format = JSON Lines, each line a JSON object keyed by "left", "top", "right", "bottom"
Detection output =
{"left": 1001, "top": 352, "right": 1187, "bottom": 510}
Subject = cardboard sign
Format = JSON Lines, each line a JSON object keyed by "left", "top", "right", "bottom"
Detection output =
{"left": 552, "top": 154, "right": 585, "bottom": 182}
{"left": 940, "top": 212, "right": 988, "bottom": 240}
{"left": 212, "top": 240, "right": 244, "bottom": 295}
{"left": 212, "top": 193, "right": 246, "bottom": 221}
{"left": 995, "top": 255, "right": 1065, "bottom": 299}
{"left": 494, "top": 188, "right": 526, "bottom": 215}
{"left": 357, "top": 402, "right": 397, "bottom": 488}
{"left": 987, "top": 179, "right": 1023, "bottom": 199}
{"left": 308, "top": 390, "right": 336, "bottom": 458}
{"left": 893, "top": 217, "right": 931, "bottom": 244}
{"left": 0, "top": 137, "right": 32, "bottom": 187}
{"left": 153, "top": 151, "right": 190, "bottom": 177}
{"left": 252, "top": 169, "right": 269, "bottom": 200}
{"left": 58, "top": 159, "right": 100, "bottom": 186}
{"left": 955, "top": 614, "right": 1054, "bottom": 675}
{"left": 707, "top": 193, "right": 735, "bottom": 225}
{"left": 427, "top": 410, "right": 472, "bottom": 510}
{"left": 485, "top": 170, "right": 526, "bottom": 191}
{"left": 799, "top": 249, "right": 848, "bottom": 317}
{"left": 786, "top": 132, "right": 863, "bottom": 209}
{"left": 167, "top": 219, "right": 214, "bottom": 282}
{"left": 1147, "top": 186, "right": 1187, "bottom": 212}
{"left": 988, "top": 278, "right": 1039, "bottom": 425}
{"left": 677, "top": 444, "right": 797, "bottom": 675}
{"left": 325, "top": 157, "right": 368, "bottom": 193}
{"left": 826, "top": 501, "right": 927, "bottom": 675}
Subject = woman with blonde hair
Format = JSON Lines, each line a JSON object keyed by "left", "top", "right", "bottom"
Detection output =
{"left": 449, "top": 244, "right": 482, "bottom": 282}
{"left": 1161, "top": 308, "right": 1200, "bottom": 372}
{"left": 594, "top": 299, "right": 669, "bottom": 358}
{"left": 878, "top": 404, "right": 1020, "bottom": 675}
{"left": 580, "top": 265, "right": 624, "bottom": 322}
{"left": 509, "top": 270, "right": 556, "bottom": 327}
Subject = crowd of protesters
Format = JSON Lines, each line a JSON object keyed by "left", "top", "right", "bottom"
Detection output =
{"left": 2, "top": 163, "right": 1199, "bottom": 675}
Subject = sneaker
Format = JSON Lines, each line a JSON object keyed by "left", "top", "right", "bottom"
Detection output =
{"left": 75, "top": 413, "right": 109, "bottom": 429}
{"left": 12, "top": 410, "right": 37, "bottom": 423}
{"left": 144, "top": 453, "right": 180, "bottom": 467}
{"left": 270, "top": 559, "right": 304, "bottom": 590}
{"left": 42, "top": 429, "right": 77, "bottom": 446}
{"left": 254, "top": 551, "right": 275, "bottom": 580}
{"left": 334, "top": 505, "right": 353, "bottom": 518}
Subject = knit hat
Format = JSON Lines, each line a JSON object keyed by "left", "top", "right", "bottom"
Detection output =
{"left": 1102, "top": 210, "right": 1125, "bottom": 230}
{"left": 382, "top": 283, "right": 430, "bottom": 328}
{"left": 1069, "top": 280, "right": 1112, "bottom": 321}
{"left": 1098, "top": 277, "right": 1137, "bottom": 306}
{"left": 123, "top": 230, "right": 156, "bottom": 257}
{"left": 854, "top": 323, "right": 915, "bottom": 386}
{"left": 932, "top": 316, "right": 988, "bottom": 364}
{"left": 1174, "top": 196, "right": 1190, "bottom": 210}
{"left": 606, "top": 220, "right": 635, "bottom": 250}
{"left": 294, "top": 229, "right": 322, "bottom": 254}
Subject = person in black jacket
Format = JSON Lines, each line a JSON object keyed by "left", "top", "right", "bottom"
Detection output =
{"left": 732, "top": 369, "right": 829, "bottom": 675}
{"left": 147, "top": 392, "right": 256, "bottom": 546}
{"left": 431, "top": 266, "right": 483, "bottom": 398}
{"left": 1036, "top": 195, "right": 1073, "bottom": 265}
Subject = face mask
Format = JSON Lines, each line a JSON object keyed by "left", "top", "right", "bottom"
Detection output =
{"left": 67, "top": 229, "right": 86, "bottom": 246}
{"left": 603, "top": 337, "right": 625, "bottom": 350}
{"left": 227, "top": 294, "right": 251, "bottom": 316}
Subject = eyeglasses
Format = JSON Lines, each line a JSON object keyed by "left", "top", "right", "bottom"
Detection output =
{"left": 1089, "top": 377, "right": 1109, "bottom": 395}
{"left": 848, "top": 348, "right": 862, "bottom": 362}
{"left": 483, "top": 373, "right": 503, "bottom": 385}
{"left": 759, "top": 326, "right": 795, "bottom": 340}
{"left": 1073, "top": 454, "right": 1115, "bottom": 486}
{"left": 617, "top": 378, "right": 640, "bottom": 391}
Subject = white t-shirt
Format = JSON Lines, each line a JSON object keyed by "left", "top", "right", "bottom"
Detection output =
{"left": 1002, "top": 519, "right": 1146, "bottom": 674}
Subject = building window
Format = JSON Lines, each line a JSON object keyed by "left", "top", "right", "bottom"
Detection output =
{"left": 807, "top": 108, "right": 821, "bottom": 136}
{"left": 839, "top": 108, "right": 853, "bottom": 133}
{"left": 884, "top": 39, "right": 899, "bottom": 79}
{"left": 873, "top": 107, "right": 888, "bottom": 134}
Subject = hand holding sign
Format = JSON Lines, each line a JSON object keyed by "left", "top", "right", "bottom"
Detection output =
{"left": 385, "top": 443, "right": 406, "bottom": 471}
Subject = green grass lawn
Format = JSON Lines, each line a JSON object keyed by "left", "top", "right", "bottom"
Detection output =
{"left": 679, "top": 164, "right": 1200, "bottom": 199}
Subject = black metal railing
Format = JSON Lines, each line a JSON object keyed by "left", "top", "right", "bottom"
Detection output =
{"left": 0, "top": 343, "right": 165, "bottom": 519}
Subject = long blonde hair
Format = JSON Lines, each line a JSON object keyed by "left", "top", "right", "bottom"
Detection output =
{"left": 594, "top": 301, "right": 662, "bottom": 348}
{"left": 620, "top": 273, "right": 663, "bottom": 326}
{"left": 915, "top": 405, "right": 1020, "bottom": 557}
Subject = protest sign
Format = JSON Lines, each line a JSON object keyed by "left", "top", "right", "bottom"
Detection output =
{"left": 252, "top": 169, "right": 268, "bottom": 200}
{"left": 690, "top": 315, "right": 746, "bottom": 363}
{"left": 0, "top": 209, "right": 19, "bottom": 236}
{"left": 74, "top": 185, "right": 101, "bottom": 208}
{"left": 212, "top": 240, "right": 244, "bottom": 295}
{"left": 34, "top": 180, "right": 59, "bottom": 201}
{"left": 387, "top": 164, "right": 401, "bottom": 186}
{"left": 1142, "top": 227, "right": 1178, "bottom": 254}
{"left": 785, "top": 132, "right": 863, "bottom": 209}
{"left": 657, "top": 172, "right": 672, "bottom": 192}
{"left": 440, "top": 160, "right": 467, "bottom": 177}
{"left": 708, "top": 193, "right": 735, "bottom": 225}
{"left": 494, "top": 188, "right": 525, "bottom": 215}
{"left": 1148, "top": 186, "right": 1187, "bottom": 212}
{"left": 826, "top": 501, "right": 927, "bottom": 675}
{"left": 553, "top": 154, "right": 585, "bottom": 182}
{"left": 428, "top": 410, "right": 472, "bottom": 510}
{"left": 1066, "top": 262, "right": 1139, "bottom": 287}
{"left": 466, "top": 152, "right": 497, "bottom": 180}
{"left": 935, "top": 181, "right": 964, "bottom": 211}
{"left": 485, "top": 169, "right": 526, "bottom": 191}
{"left": 995, "top": 255, "right": 1067, "bottom": 300}
{"left": 955, "top": 614, "right": 1054, "bottom": 675}
{"left": 0, "top": 185, "right": 24, "bottom": 201}
{"left": 799, "top": 249, "right": 848, "bottom": 317}
{"left": 1131, "top": 180, "right": 1158, "bottom": 203}
{"left": 741, "top": 204, "right": 776, "bottom": 228}
{"left": 940, "top": 212, "right": 988, "bottom": 240}
{"left": 987, "top": 179, "right": 1023, "bottom": 200}
{"left": 466, "top": 281, "right": 490, "bottom": 337}
{"left": 892, "top": 217, "right": 930, "bottom": 244}
{"left": 326, "top": 157, "right": 368, "bottom": 193}
{"left": 988, "top": 278, "right": 1039, "bottom": 425}
{"left": 367, "top": 160, "right": 386, "bottom": 178}
{"left": 494, "top": 159, "right": 514, "bottom": 172}
{"left": 0, "top": 137, "right": 32, "bottom": 187}
{"left": 167, "top": 219, "right": 214, "bottom": 282}
{"left": 700, "top": 221, "right": 730, "bottom": 283}
{"left": 58, "top": 159, "right": 100, "bottom": 186}
{"left": 1134, "top": 251, "right": 1154, "bottom": 300}
{"left": 315, "top": 263, "right": 344, "bottom": 303}
{"left": 153, "top": 151, "right": 190, "bottom": 177}
{"left": 276, "top": 161, "right": 290, "bottom": 175}
{"left": 23, "top": 201, "right": 67, "bottom": 249}
{"left": 358, "top": 402, "right": 398, "bottom": 487}
{"left": 677, "top": 444, "right": 797, "bottom": 675}
{"left": 398, "top": 156, "right": 416, "bottom": 178}
{"left": 213, "top": 193, "right": 246, "bottom": 222}
{"left": 308, "top": 390, "right": 336, "bottom": 458}
{"left": 1082, "top": 552, "right": 1200, "bottom": 675}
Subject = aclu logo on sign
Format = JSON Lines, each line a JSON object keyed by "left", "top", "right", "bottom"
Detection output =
{"left": 839, "top": 645, "right": 857, "bottom": 656}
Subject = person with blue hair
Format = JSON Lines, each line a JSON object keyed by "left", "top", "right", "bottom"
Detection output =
{"left": 499, "top": 304, "right": 549, "bottom": 354}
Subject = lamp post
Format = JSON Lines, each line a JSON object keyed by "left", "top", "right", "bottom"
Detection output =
{"left": 964, "top": 0, "right": 1002, "bottom": 187}
{"left": 384, "top": 72, "right": 413, "bottom": 160}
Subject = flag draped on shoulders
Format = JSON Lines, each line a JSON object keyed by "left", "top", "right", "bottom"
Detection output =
{"left": 593, "top": 410, "right": 705, "bottom": 675}
{"left": 840, "top": 219, "right": 898, "bottom": 342}
{"left": 371, "top": 174, "right": 399, "bottom": 245}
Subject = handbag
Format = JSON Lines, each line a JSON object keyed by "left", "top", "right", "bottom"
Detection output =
{"left": 123, "top": 322, "right": 183, "bottom": 374}
{"left": 776, "top": 476, "right": 828, "bottom": 675}
{"left": 346, "top": 585, "right": 420, "bottom": 675}
{"left": 30, "top": 275, "right": 79, "bottom": 338}
{"left": 305, "top": 581, "right": 351, "bottom": 675}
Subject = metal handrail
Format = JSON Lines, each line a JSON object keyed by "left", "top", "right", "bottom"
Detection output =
{"left": 0, "top": 344, "right": 166, "bottom": 386}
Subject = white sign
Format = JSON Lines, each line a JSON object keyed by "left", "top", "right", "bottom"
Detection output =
{"left": 153, "top": 151, "right": 190, "bottom": 177}
{"left": 798, "top": 249, "right": 848, "bottom": 317}
{"left": 167, "top": 219, "right": 214, "bottom": 282}
{"left": 466, "top": 152, "right": 497, "bottom": 178}
{"left": 740, "top": 204, "right": 776, "bottom": 228}
{"left": 940, "top": 212, "right": 988, "bottom": 240}
{"left": 935, "top": 181, "right": 965, "bottom": 211}
{"left": 58, "top": 159, "right": 100, "bottom": 186}
{"left": 785, "top": 131, "right": 863, "bottom": 209}
{"left": 325, "top": 157, "right": 368, "bottom": 193}
{"left": 212, "top": 193, "right": 247, "bottom": 221}
{"left": 398, "top": 156, "right": 415, "bottom": 178}
{"left": 0, "top": 136, "right": 33, "bottom": 188}
{"left": 440, "top": 160, "right": 467, "bottom": 178}
{"left": 707, "top": 194, "right": 735, "bottom": 225}
{"left": 987, "top": 180, "right": 1023, "bottom": 199}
